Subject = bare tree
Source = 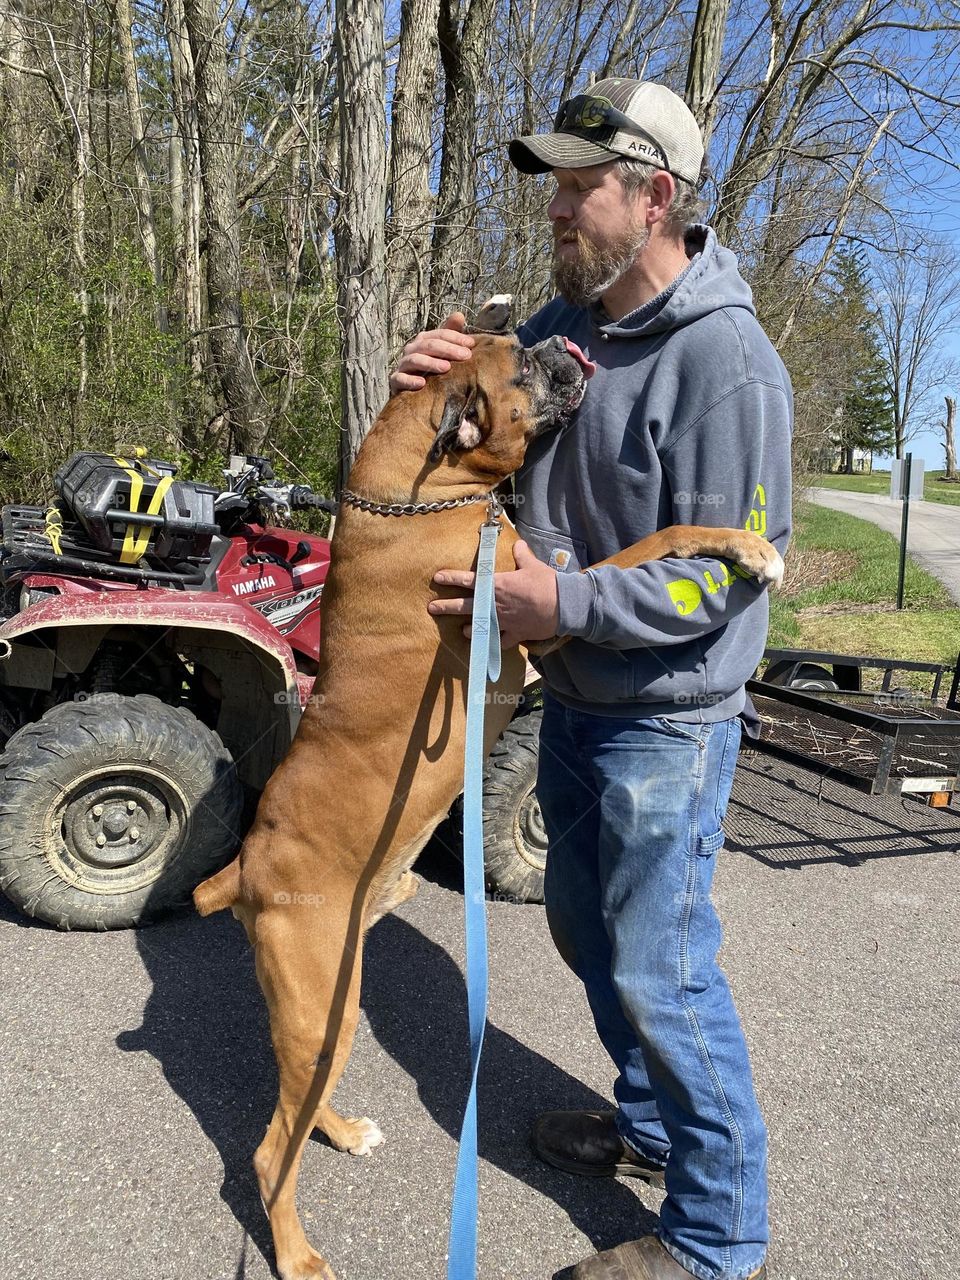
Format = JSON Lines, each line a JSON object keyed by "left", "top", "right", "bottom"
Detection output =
{"left": 872, "top": 242, "right": 960, "bottom": 458}
{"left": 942, "top": 395, "right": 957, "bottom": 480}
{"left": 430, "top": 0, "right": 498, "bottom": 322}
{"left": 334, "top": 0, "right": 389, "bottom": 483}
{"left": 183, "top": 0, "right": 269, "bottom": 454}
{"left": 388, "top": 0, "right": 441, "bottom": 354}
{"left": 684, "top": 0, "right": 731, "bottom": 151}
{"left": 114, "top": 0, "right": 162, "bottom": 316}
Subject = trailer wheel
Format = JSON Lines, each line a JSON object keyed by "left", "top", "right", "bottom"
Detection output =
{"left": 0, "top": 694, "right": 243, "bottom": 929}
{"left": 764, "top": 660, "right": 839, "bottom": 692}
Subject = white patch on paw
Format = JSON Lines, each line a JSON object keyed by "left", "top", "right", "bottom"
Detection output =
{"left": 346, "top": 1117, "right": 384, "bottom": 1156}
{"left": 759, "top": 550, "right": 785, "bottom": 588}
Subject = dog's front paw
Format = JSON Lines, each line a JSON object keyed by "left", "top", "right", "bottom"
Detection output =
{"left": 746, "top": 544, "right": 784, "bottom": 587}
{"left": 342, "top": 1116, "right": 384, "bottom": 1156}
{"left": 278, "top": 1246, "right": 337, "bottom": 1280}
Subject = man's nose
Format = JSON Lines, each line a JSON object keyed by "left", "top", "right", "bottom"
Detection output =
{"left": 547, "top": 191, "right": 572, "bottom": 223}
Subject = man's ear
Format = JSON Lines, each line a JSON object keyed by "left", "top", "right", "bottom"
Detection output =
{"left": 429, "top": 390, "right": 482, "bottom": 462}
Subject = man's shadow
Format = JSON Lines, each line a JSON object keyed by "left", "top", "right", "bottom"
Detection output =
{"left": 116, "top": 879, "right": 655, "bottom": 1275}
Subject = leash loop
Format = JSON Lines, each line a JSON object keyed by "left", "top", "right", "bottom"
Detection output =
{"left": 447, "top": 517, "right": 501, "bottom": 1280}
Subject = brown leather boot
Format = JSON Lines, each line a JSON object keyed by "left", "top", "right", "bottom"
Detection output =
{"left": 571, "top": 1235, "right": 767, "bottom": 1279}
{"left": 531, "top": 1110, "right": 667, "bottom": 1186}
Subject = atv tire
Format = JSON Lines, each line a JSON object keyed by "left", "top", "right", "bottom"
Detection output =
{"left": 0, "top": 694, "right": 243, "bottom": 930}
{"left": 445, "top": 708, "right": 548, "bottom": 904}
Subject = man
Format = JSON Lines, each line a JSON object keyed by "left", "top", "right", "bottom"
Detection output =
{"left": 391, "top": 77, "right": 791, "bottom": 1280}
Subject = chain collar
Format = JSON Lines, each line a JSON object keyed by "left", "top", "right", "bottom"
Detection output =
{"left": 339, "top": 488, "right": 503, "bottom": 521}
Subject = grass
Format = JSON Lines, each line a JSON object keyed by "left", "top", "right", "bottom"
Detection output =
{"left": 807, "top": 468, "right": 960, "bottom": 506}
{"left": 768, "top": 502, "right": 960, "bottom": 675}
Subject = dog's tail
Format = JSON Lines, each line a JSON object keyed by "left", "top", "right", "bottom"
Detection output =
{"left": 193, "top": 856, "right": 241, "bottom": 916}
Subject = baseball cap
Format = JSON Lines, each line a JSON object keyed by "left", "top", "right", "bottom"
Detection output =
{"left": 508, "top": 78, "right": 705, "bottom": 186}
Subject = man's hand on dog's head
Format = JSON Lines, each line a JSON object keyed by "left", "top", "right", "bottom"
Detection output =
{"left": 389, "top": 311, "right": 477, "bottom": 394}
{"left": 428, "top": 540, "right": 560, "bottom": 650}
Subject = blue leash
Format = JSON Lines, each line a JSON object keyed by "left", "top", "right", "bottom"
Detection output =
{"left": 447, "top": 511, "right": 502, "bottom": 1280}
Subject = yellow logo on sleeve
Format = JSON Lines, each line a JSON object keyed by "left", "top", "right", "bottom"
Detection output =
{"left": 664, "top": 484, "right": 770, "bottom": 615}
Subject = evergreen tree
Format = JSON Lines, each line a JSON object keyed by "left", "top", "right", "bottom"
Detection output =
{"left": 827, "top": 249, "right": 895, "bottom": 472}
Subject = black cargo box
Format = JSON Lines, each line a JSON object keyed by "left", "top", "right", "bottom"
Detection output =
{"left": 54, "top": 452, "right": 219, "bottom": 565}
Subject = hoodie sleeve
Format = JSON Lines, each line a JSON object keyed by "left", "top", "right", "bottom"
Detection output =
{"left": 554, "top": 377, "right": 792, "bottom": 649}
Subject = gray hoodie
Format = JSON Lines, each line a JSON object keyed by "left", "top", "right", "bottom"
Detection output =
{"left": 515, "top": 224, "right": 793, "bottom": 722}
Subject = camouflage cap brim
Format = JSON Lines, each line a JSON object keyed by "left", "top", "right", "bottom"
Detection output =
{"left": 508, "top": 132, "right": 627, "bottom": 174}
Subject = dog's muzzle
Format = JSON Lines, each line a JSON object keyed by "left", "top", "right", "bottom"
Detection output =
{"left": 526, "top": 334, "right": 597, "bottom": 432}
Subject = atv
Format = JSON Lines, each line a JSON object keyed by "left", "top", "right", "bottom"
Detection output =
{"left": 0, "top": 451, "right": 546, "bottom": 930}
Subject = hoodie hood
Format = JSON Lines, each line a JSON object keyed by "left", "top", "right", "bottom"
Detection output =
{"left": 589, "top": 224, "right": 757, "bottom": 340}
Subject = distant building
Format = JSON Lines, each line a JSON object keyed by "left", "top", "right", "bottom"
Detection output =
{"left": 813, "top": 445, "right": 874, "bottom": 474}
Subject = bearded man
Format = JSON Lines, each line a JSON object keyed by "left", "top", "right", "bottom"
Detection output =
{"left": 391, "top": 78, "right": 792, "bottom": 1280}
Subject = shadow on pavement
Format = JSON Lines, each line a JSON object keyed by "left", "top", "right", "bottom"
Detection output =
{"left": 726, "top": 756, "right": 960, "bottom": 868}
{"left": 116, "top": 907, "right": 279, "bottom": 1274}
{"left": 114, "top": 891, "right": 654, "bottom": 1277}
{"left": 362, "top": 910, "right": 656, "bottom": 1255}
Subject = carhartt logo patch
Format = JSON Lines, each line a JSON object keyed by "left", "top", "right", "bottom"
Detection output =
{"left": 549, "top": 548, "right": 572, "bottom": 571}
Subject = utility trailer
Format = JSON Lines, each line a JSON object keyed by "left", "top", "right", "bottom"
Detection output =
{"left": 749, "top": 647, "right": 960, "bottom": 805}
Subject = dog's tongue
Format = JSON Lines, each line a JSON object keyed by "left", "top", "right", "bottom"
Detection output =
{"left": 563, "top": 336, "right": 596, "bottom": 379}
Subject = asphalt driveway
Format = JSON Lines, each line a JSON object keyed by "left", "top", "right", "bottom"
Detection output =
{"left": 1, "top": 753, "right": 958, "bottom": 1280}
{"left": 806, "top": 486, "right": 960, "bottom": 604}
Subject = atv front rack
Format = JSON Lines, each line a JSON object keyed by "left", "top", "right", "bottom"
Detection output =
{"left": 1, "top": 505, "right": 209, "bottom": 585}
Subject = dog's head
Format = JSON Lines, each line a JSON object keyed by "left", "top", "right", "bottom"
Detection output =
{"left": 425, "top": 331, "right": 595, "bottom": 481}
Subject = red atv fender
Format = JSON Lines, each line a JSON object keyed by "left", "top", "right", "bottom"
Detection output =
{"left": 0, "top": 592, "right": 311, "bottom": 791}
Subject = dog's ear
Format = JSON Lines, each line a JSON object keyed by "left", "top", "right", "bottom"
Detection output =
{"left": 430, "top": 390, "right": 482, "bottom": 462}
{"left": 466, "top": 293, "right": 513, "bottom": 335}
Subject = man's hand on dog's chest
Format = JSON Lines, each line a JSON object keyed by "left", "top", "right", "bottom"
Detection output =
{"left": 429, "top": 539, "right": 560, "bottom": 648}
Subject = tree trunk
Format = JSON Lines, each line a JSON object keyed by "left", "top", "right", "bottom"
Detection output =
{"left": 70, "top": 4, "right": 92, "bottom": 428}
{"left": 430, "top": 0, "right": 497, "bottom": 323}
{"left": 183, "top": 0, "right": 268, "bottom": 454}
{"left": 166, "top": 0, "right": 204, "bottom": 396}
{"left": 388, "top": 0, "right": 441, "bottom": 355}
{"left": 945, "top": 395, "right": 957, "bottom": 479}
{"left": 684, "top": 0, "right": 731, "bottom": 153}
{"left": 114, "top": 0, "right": 162, "bottom": 323}
{"left": 334, "top": 0, "right": 389, "bottom": 485}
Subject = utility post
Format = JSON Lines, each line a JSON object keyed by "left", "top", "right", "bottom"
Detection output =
{"left": 891, "top": 452, "right": 924, "bottom": 609}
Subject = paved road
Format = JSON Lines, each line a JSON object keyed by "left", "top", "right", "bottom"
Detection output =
{"left": 806, "top": 486, "right": 960, "bottom": 603}
{"left": 1, "top": 756, "right": 958, "bottom": 1280}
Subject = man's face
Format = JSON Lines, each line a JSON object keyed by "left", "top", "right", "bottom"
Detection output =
{"left": 548, "top": 161, "right": 650, "bottom": 306}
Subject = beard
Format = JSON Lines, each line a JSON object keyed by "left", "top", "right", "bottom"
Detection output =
{"left": 553, "top": 223, "right": 650, "bottom": 306}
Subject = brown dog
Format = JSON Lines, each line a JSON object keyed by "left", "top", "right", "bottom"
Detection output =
{"left": 193, "top": 332, "right": 782, "bottom": 1280}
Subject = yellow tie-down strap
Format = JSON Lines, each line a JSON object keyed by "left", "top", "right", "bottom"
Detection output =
{"left": 114, "top": 464, "right": 174, "bottom": 565}
{"left": 44, "top": 506, "right": 64, "bottom": 555}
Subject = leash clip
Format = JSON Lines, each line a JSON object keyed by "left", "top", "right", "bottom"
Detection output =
{"left": 484, "top": 490, "right": 504, "bottom": 526}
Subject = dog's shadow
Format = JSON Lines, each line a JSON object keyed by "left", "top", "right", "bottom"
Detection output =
{"left": 363, "top": 910, "right": 657, "bottom": 1254}
{"left": 116, "top": 883, "right": 654, "bottom": 1275}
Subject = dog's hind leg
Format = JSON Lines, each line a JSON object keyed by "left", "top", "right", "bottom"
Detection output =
{"left": 251, "top": 903, "right": 370, "bottom": 1280}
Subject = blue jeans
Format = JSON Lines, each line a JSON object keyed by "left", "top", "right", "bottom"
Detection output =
{"left": 537, "top": 694, "right": 768, "bottom": 1280}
